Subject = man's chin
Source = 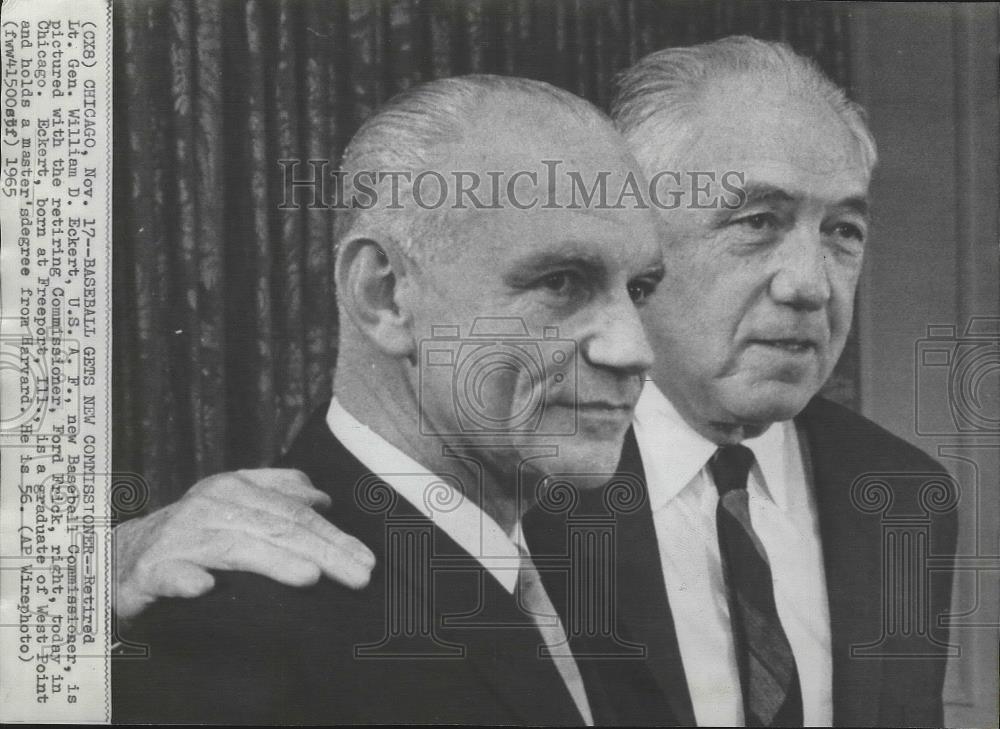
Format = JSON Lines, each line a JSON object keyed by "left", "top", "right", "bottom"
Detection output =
{"left": 722, "top": 381, "right": 818, "bottom": 428}
{"left": 537, "top": 436, "right": 628, "bottom": 483}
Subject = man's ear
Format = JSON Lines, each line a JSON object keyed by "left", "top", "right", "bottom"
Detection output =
{"left": 336, "top": 236, "right": 417, "bottom": 358}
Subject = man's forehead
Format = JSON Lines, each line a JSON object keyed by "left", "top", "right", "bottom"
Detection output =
{"left": 677, "top": 83, "right": 869, "bottom": 178}
{"left": 451, "top": 206, "right": 661, "bottom": 266}
{"left": 458, "top": 204, "right": 654, "bottom": 239}
{"left": 440, "top": 132, "right": 632, "bottom": 178}
{"left": 690, "top": 142, "right": 869, "bottom": 184}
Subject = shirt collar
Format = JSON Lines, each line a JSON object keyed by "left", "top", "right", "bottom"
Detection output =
{"left": 742, "top": 417, "right": 792, "bottom": 512}
{"left": 633, "top": 382, "right": 793, "bottom": 512}
{"left": 634, "top": 383, "right": 719, "bottom": 512}
{"left": 326, "top": 398, "right": 522, "bottom": 593}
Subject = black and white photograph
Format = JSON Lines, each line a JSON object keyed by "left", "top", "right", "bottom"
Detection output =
{"left": 1, "top": 1, "right": 997, "bottom": 726}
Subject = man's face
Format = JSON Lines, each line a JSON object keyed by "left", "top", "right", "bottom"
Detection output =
{"left": 409, "top": 113, "right": 663, "bottom": 478}
{"left": 640, "top": 85, "right": 871, "bottom": 440}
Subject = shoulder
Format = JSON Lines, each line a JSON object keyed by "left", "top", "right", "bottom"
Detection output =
{"left": 122, "top": 568, "right": 375, "bottom": 652}
{"left": 795, "top": 397, "right": 958, "bottom": 552}
{"left": 113, "top": 571, "right": 378, "bottom": 723}
{"left": 797, "top": 396, "right": 944, "bottom": 473}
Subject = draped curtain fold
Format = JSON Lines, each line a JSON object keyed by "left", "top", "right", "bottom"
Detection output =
{"left": 112, "top": 0, "right": 857, "bottom": 506}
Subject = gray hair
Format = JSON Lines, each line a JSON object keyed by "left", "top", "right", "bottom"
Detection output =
{"left": 612, "top": 35, "right": 877, "bottom": 176}
{"left": 334, "top": 74, "right": 611, "bottom": 261}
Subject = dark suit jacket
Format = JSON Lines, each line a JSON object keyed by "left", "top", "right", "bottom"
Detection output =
{"left": 523, "top": 396, "right": 959, "bottom": 727}
{"left": 115, "top": 397, "right": 957, "bottom": 726}
{"left": 113, "top": 408, "right": 600, "bottom": 725}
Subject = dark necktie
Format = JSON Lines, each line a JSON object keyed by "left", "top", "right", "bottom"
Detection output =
{"left": 710, "top": 444, "right": 804, "bottom": 727}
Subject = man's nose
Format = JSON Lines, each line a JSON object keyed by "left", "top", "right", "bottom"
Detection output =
{"left": 582, "top": 294, "right": 654, "bottom": 376}
{"left": 769, "top": 225, "right": 832, "bottom": 310}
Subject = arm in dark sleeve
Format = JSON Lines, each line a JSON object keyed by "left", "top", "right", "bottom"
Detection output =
{"left": 112, "top": 573, "right": 297, "bottom": 724}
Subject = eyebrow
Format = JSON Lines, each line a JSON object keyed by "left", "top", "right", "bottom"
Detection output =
{"left": 838, "top": 195, "right": 871, "bottom": 219}
{"left": 502, "top": 247, "right": 606, "bottom": 285}
{"left": 502, "top": 243, "right": 664, "bottom": 285}
{"left": 643, "top": 262, "right": 666, "bottom": 282}
{"left": 740, "top": 184, "right": 796, "bottom": 207}
{"left": 509, "top": 247, "right": 606, "bottom": 272}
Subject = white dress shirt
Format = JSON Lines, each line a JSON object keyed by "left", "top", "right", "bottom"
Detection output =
{"left": 327, "top": 398, "right": 523, "bottom": 592}
{"left": 326, "top": 399, "right": 594, "bottom": 724}
{"left": 633, "top": 383, "right": 833, "bottom": 726}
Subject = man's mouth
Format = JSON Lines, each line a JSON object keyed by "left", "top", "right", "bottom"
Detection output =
{"left": 749, "top": 338, "right": 818, "bottom": 354}
{"left": 549, "top": 400, "right": 635, "bottom": 419}
{"left": 576, "top": 401, "right": 634, "bottom": 413}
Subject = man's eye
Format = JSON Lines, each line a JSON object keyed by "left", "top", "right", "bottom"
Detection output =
{"left": 736, "top": 212, "right": 778, "bottom": 231}
{"left": 628, "top": 278, "right": 658, "bottom": 304}
{"left": 537, "top": 271, "right": 578, "bottom": 295}
{"left": 831, "top": 221, "right": 865, "bottom": 242}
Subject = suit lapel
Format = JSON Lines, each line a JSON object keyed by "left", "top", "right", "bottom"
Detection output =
{"left": 524, "top": 428, "right": 695, "bottom": 726}
{"left": 797, "top": 399, "right": 884, "bottom": 727}
{"left": 611, "top": 429, "right": 696, "bottom": 726}
{"left": 280, "top": 406, "right": 584, "bottom": 726}
{"left": 513, "top": 399, "right": 890, "bottom": 727}
{"left": 440, "top": 566, "right": 587, "bottom": 726}
{"left": 293, "top": 395, "right": 887, "bottom": 726}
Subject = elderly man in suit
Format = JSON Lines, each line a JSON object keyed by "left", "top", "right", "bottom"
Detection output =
{"left": 114, "top": 38, "right": 957, "bottom": 727}
{"left": 113, "top": 74, "right": 667, "bottom": 724}
{"left": 531, "top": 37, "right": 956, "bottom": 727}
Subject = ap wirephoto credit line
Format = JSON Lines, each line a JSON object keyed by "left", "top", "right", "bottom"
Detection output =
{"left": 1, "top": 1, "right": 997, "bottom": 726}
{"left": 1, "top": 0, "right": 113, "bottom": 722}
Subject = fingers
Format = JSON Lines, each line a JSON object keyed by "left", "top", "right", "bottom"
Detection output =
{"left": 149, "top": 560, "right": 217, "bottom": 599}
{"left": 191, "top": 469, "right": 332, "bottom": 513}
{"left": 280, "top": 499, "right": 376, "bottom": 568}
{"left": 232, "top": 469, "right": 333, "bottom": 510}
{"left": 198, "top": 480, "right": 376, "bottom": 569}
{"left": 186, "top": 531, "right": 372, "bottom": 590}
{"left": 116, "top": 560, "right": 217, "bottom": 622}
{"left": 115, "top": 469, "right": 377, "bottom": 620}
{"left": 194, "top": 501, "right": 375, "bottom": 589}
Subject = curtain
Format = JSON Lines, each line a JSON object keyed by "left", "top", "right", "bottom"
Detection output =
{"left": 113, "top": 0, "right": 857, "bottom": 507}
